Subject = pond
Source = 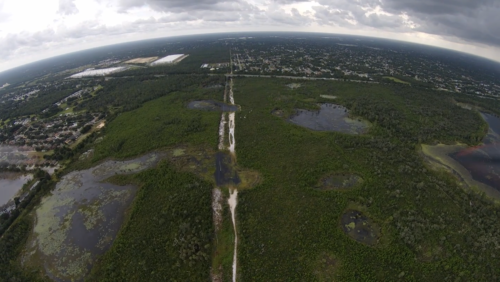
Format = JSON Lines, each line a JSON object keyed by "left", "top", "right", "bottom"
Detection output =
{"left": 188, "top": 100, "right": 239, "bottom": 112}
{"left": 449, "top": 113, "right": 500, "bottom": 194}
{"left": 422, "top": 113, "right": 500, "bottom": 198}
{"left": 214, "top": 152, "right": 240, "bottom": 187}
{"left": 289, "top": 103, "right": 369, "bottom": 134}
{"left": 0, "top": 172, "right": 32, "bottom": 207}
{"left": 22, "top": 152, "right": 165, "bottom": 282}
{"left": 340, "top": 210, "right": 379, "bottom": 246}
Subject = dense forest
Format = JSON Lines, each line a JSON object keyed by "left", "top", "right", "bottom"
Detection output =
{"left": 88, "top": 163, "right": 214, "bottom": 281}
{"left": 233, "top": 78, "right": 500, "bottom": 281}
{"left": 3, "top": 73, "right": 500, "bottom": 281}
{"left": 76, "top": 75, "right": 225, "bottom": 117}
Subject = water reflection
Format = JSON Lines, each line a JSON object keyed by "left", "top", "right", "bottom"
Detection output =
{"left": 451, "top": 113, "right": 500, "bottom": 192}
{"left": 289, "top": 103, "right": 369, "bottom": 134}
{"left": 0, "top": 173, "right": 32, "bottom": 206}
{"left": 23, "top": 152, "right": 165, "bottom": 282}
{"left": 188, "top": 100, "right": 239, "bottom": 112}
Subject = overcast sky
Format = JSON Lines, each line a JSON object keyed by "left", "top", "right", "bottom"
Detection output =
{"left": 0, "top": 0, "right": 498, "bottom": 72}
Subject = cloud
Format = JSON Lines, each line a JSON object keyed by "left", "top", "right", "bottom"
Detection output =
{"left": 58, "top": 0, "right": 79, "bottom": 15}
{"left": 382, "top": 0, "right": 496, "bottom": 15}
{"left": 117, "top": 0, "right": 251, "bottom": 12}
{"left": 0, "top": 0, "right": 500, "bottom": 72}
{"left": 378, "top": 0, "right": 500, "bottom": 47}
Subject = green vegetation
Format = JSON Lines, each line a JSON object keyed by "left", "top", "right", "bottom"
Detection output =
{"left": 4, "top": 70, "right": 500, "bottom": 282}
{"left": 0, "top": 87, "right": 76, "bottom": 120}
{"left": 88, "top": 162, "right": 214, "bottom": 281}
{"left": 232, "top": 77, "right": 500, "bottom": 281}
{"left": 383, "top": 76, "right": 411, "bottom": 85}
{"left": 92, "top": 89, "right": 220, "bottom": 161}
{"left": 0, "top": 173, "right": 54, "bottom": 282}
{"left": 76, "top": 75, "right": 225, "bottom": 119}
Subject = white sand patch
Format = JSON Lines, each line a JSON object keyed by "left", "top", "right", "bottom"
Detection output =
{"left": 228, "top": 113, "right": 235, "bottom": 154}
{"left": 218, "top": 114, "right": 227, "bottom": 150}
{"left": 69, "top": 67, "right": 127, "bottom": 78}
{"left": 212, "top": 188, "right": 223, "bottom": 231}
{"left": 150, "top": 54, "right": 187, "bottom": 66}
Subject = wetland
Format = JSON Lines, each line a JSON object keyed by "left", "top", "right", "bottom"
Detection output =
{"left": 289, "top": 103, "right": 369, "bottom": 134}
{"left": 188, "top": 100, "right": 239, "bottom": 112}
{"left": 422, "top": 112, "right": 500, "bottom": 198}
{"left": 22, "top": 152, "right": 165, "bottom": 281}
{"left": 0, "top": 172, "right": 32, "bottom": 206}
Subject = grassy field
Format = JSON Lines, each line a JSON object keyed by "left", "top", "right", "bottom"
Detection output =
{"left": 383, "top": 76, "right": 411, "bottom": 85}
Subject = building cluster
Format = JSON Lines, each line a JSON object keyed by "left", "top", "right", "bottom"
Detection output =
{"left": 229, "top": 40, "right": 499, "bottom": 97}
{"left": 0, "top": 112, "right": 101, "bottom": 151}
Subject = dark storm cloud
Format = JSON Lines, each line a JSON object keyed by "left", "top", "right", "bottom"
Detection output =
{"left": 58, "top": 0, "right": 79, "bottom": 15}
{"left": 311, "top": 0, "right": 405, "bottom": 30}
{"left": 379, "top": 0, "right": 500, "bottom": 47}
{"left": 382, "top": 0, "right": 496, "bottom": 15}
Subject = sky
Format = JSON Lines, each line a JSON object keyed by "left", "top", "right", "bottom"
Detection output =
{"left": 0, "top": 0, "right": 499, "bottom": 72}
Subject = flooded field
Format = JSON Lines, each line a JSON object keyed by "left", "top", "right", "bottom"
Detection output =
{"left": 289, "top": 103, "right": 369, "bottom": 134}
{"left": 214, "top": 152, "right": 240, "bottom": 187}
{"left": 422, "top": 113, "right": 500, "bottom": 198}
{"left": 188, "top": 100, "right": 239, "bottom": 112}
{"left": 22, "top": 152, "right": 165, "bottom": 282}
{"left": 341, "top": 210, "right": 379, "bottom": 246}
{"left": 0, "top": 172, "right": 32, "bottom": 207}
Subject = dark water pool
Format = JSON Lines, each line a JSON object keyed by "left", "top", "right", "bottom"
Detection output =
{"left": 340, "top": 210, "right": 378, "bottom": 246}
{"left": 214, "top": 152, "right": 240, "bottom": 187}
{"left": 188, "top": 100, "right": 238, "bottom": 112}
{"left": 289, "top": 104, "right": 368, "bottom": 134}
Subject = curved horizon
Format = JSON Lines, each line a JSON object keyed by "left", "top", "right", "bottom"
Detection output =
{"left": 0, "top": 0, "right": 499, "bottom": 73}
{"left": 0, "top": 30, "right": 499, "bottom": 76}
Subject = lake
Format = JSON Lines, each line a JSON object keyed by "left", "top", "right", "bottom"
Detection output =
{"left": 450, "top": 113, "right": 500, "bottom": 193}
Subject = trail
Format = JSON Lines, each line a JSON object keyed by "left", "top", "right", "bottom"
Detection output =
{"left": 218, "top": 113, "right": 227, "bottom": 150}
{"left": 227, "top": 77, "right": 238, "bottom": 282}
{"left": 213, "top": 74, "right": 239, "bottom": 282}
{"left": 228, "top": 189, "right": 238, "bottom": 282}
